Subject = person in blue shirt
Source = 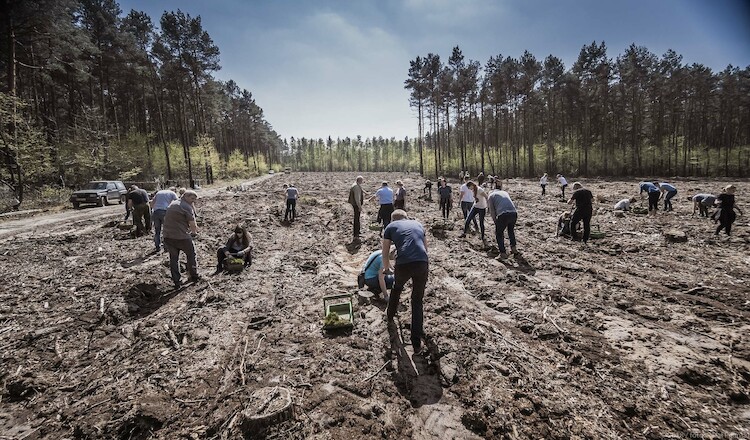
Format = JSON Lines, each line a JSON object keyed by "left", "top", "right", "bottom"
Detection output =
{"left": 382, "top": 210, "right": 429, "bottom": 352}
{"left": 658, "top": 182, "right": 677, "bottom": 211}
{"left": 150, "top": 187, "right": 178, "bottom": 252}
{"left": 360, "top": 246, "right": 396, "bottom": 300}
{"left": 372, "top": 181, "right": 395, "bottom": 230}
{"left": 639, "top": 181, "right": 661, "bottom": 214}
{"left": 487, "top": 189, "right": 518, "bottom": 258}
{"left": 690, "top": 194, "right": 716, "bottom": 217}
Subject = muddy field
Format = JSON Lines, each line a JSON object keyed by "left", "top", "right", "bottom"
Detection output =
{"left": 0, "top": 172, "right": 748, "bottom": 440}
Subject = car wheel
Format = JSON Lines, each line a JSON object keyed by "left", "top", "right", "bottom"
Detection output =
{"left": 103, "top": 196, "right": 110, "bottom": 206}
{"left": 72, "top": 202, "right": 80, "bottom": 209}
{"left": 119, "top": 195, "right": 124, "bottom": 204}
{"left": 97, "top": 197, "right": 105, "bottom": 207}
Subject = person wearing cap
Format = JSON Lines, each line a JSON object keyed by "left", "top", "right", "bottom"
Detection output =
{"left": 348, "top": 176, "right": 365, "bottom": 238}
{"left": 284, "top": 183, "right": 299, "bottom": 222}
{"left": 639, "top": 181, "right": 661, "bottom": 214}
{"left": 214, "top": 224, "right": 253, "bottom": 274}
{"left": 382, "top": 209, "right": 429, "bottom": 353}
{"left": 372, "top": 181, "right": 395, "bottom": 230}
{"left": 150, "top": 186, "right": 178, "bottom": 252}
{"left": 162, "top": 190, "right": 200, "bottom": 289}
{"left": 658, "top": 182, "right": 678, "bottom": 211}
{"left": 715, "top": 185, "right": 742, "bottom": 236}
{"left": 394, "top": 180, "right": 406, "bottom": 210}
{"left": 126, "top": 184, "right": 151, "bottom": 237}
{"left": 568, "top": 182, "right": 594, "bottom": 243}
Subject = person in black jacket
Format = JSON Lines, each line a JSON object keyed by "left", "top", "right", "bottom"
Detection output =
{"left": 715, "top": 185, "right": 743, "bottom": 236}
{"left": 567, "top": 182, "right": 594, "bottom": 243}
{"left": 214, "top": 225, "right": 253, "bottom": 274}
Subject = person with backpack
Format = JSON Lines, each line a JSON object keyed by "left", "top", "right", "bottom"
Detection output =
{"left": 358, "top": 246, "right": 396, "bottom": 301}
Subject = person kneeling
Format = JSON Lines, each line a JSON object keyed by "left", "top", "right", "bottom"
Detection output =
{"left": 360, "top": 246, "right": 396, "bottom": 301}
{"left": 556, "top": 212, "right": 572, "bottom": 238}
{"left": 215, "top": 225, "right": 253, "bottom": 274}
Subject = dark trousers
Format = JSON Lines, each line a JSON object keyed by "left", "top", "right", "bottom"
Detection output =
{"left": 716, "top": 211, "right": 736, "bottom": 236}
{"left": 699, "top": 203, "right": 709, "bottom": 217}
{"left": 463, "top": 207, "right": 486, "bottom": 239}
{"left": 133, "top": 204, "right": 151, "bottom": 235}
{"left": 461, "top": 201, "right": 478, "bottom": 230}
{"left": 394, "top": 199, "right": 405, "bottom": 210}
{"left": 541, "top": 184, "right": 546, "bottom": 196}
{"left": 379, "top": 204, "right": 394, "bottom": 229}
{"left": 216, "top": 247, "right": 252, "bottom": 269}
{"left": 352, "top": 205, "right": 361, "bottom": 237}
{"left": 664, "top": 190, "right": 677, "bottom": 211}
{"left": 439, "top": 198, "right": 451, "bottom": 219}
{"left": 387, "top": 261, "right": 429, "bottom": 348}
{"left": 571, "top": 207, "right": 592, "bottom": 242}
{"left": 285, "top": 199, "right": 297, "bottom": 221}
{"left": 495, "top": 212, "right": 517, "bottom": 253}
{"left": 164, "top": 238, "right": 197, "bottom": 284}
{"left": 648, "top": 191, "right": 660, "bottom": 211}
{"left": 561, "top": 184, "right": 567, "bottom": 198}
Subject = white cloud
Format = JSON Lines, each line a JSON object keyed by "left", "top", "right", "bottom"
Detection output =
{"left": 244, "top": 11, "right": 417, "bottom": 139}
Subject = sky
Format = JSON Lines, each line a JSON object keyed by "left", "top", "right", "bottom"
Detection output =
{"left": 119, "top": 0, "right": 750, "bottom": 141}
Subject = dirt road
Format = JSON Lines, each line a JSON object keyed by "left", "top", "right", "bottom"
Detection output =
{"left": 0, "top": 173, "right": 748, "bottom": 439}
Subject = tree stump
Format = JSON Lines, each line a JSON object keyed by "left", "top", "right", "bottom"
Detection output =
{"left": 664, "top": 229, "right": 687, "bottom": 243}
{"left": 236, "top": 387, "right": 294, "bottom": 436}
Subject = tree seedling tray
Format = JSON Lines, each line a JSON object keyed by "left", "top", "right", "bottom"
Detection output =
{"left": 225, "top": 257, "right": 244, "bottom": 272}
{"left": 322, "top": 294, "right": 354, "bottom": 330}
{"left": 368, "top": 223, "right": 381, "bottom": 231}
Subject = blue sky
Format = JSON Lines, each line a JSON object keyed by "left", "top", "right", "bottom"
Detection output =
{"left": 119, "top": 0, "right": 750, "bottom": 140}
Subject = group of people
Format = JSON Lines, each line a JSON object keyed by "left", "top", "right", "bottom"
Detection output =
{"left": 690, "top": 185, "right": 743, "bottom": 235}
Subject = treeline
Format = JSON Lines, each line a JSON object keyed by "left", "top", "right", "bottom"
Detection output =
{"left": 404, "top": 44, "right": 750, "bottom": 178}
{"left": 0, "top": 0, "right": 282, "bottom": 205}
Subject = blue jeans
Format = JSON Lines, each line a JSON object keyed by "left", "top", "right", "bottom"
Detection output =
{"left": 164, "top": 238, "right": 198, "bottom": 285}
{"left": 664, "top": 190, "right": 677, "bottom": 211}
{"left": 495, "top": 212, "right": 517, "bottom": 253}
{"left": 463, "top": 207, "right": 486, "bottom": 239}
{"left": 460, "top": 201, "right": 476, "bottom": 225}
{"left": 364, "top": 275, "right": 394, "bottom": 294}
{"left": 152, "top": 209, "right": 166, "bottom": 249}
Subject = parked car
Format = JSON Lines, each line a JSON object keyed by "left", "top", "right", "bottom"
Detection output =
{"left": 70, "top": 180, "right": 127, "bottom": 209}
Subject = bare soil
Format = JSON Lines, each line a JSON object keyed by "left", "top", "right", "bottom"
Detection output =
{"left": 1, "top": 173, "right": 748, "bottom": 440}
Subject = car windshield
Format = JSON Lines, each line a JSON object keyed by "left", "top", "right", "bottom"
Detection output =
{"left": 84, "top": 182, "right": 107, "bottom": 190}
